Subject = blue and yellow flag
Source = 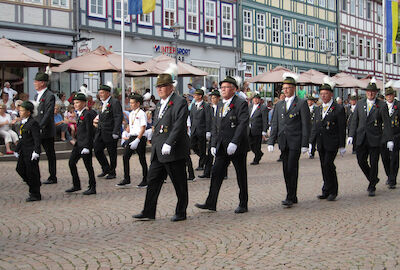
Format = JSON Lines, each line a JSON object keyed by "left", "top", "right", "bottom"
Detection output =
{"left": 128, "top": 0, "right": 155, "bottom": 15}
{"left": 386, "top": 0, "right": 399, "bottom": 54}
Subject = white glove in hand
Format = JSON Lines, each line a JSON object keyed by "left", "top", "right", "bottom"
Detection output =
{"left": 387, "top": 141, "right": 394, "bottom": 152}
{"left": 227, "top": 143, "right": 237, "bottom": 155}
{"left": 339, "top": 147, "right": 346, "bottom": 157}
{"left": 301, "top": 147, "right": 308, "bottom": 154}
{"left": 112, "top": 134, "right": 119, "bottom": 140}
{"left": 262, "top": 131, "right": 267, "bottom": 136}
{"left": 206, "top": 132, "right": 211, "bottom": 141}
{"left": 308, "top": 143, "right": 313, "bottom": 156}
{"left": 31, "top": 151, "right": 39, "bottom": 161}
{"left": 81, "top": 148, "right": 90, "bottom": 155}
{"left": 211, "top": 147, "right": 217, "bottom": 157}
{"left": 267, "top": 145, "right": 274, "bottom": 152}
{"left": 347, "top": 137, "right": 353, "bottom": 145}
{"left": 161, "top": 143, "right": 171, "bottom": 155}
{"left": 129, "top": 138, "right": 140, "bottom": 150}
{"left": 14, "top": 152, "right": 19, "bottom": 158}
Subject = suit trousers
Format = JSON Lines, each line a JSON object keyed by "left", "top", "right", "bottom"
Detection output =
{"left": 281, "top": 148, "right": 301, "bottom": 201}
{"left": 318, "top": 146, "right": 339, "bottom": 196}
{"left": 142, "top": 154, "right": 188, "bottom": 218}
{"left": 41, "top": 137, "right": 57, "bottom": 181}
{"left": 249, "top": 133, "right": 263, "bottom": 162}
{"left": 190, "top": 133, "right": 206, "bottom": 168}
{"left": 94, "top": 136, "right": 118, "bottom": 175}
{"left": 16, "top": 152, "right": 41, "bottom": 196}
{"left": 310, "top": 137, "right": 317, "bottom": 157}
{"left": 380, "top": 144, "right": 399, "bottom": 186}
{"left": 123, "top": 136, "right": 148, "bottom": 182}
{"left": 205, "top": 148, "right": 248, "bottom": 209}
{"left": 185, "top": 154, "right": 195, "bottom": 179}
{"left": 69, "top": 147, "right": 96, "bottom": 189}
{"left": 356, "top": 139, "right": 380, "bottom": 191}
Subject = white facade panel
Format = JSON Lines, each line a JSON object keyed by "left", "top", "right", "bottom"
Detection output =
{"left": 51, "top": 10, "right": 69, "bottom": 29}
{"left": 0, "top": 3, "right": 15, "bottom": 22}
{"left": 359, "top": 60, "right": 364, "bottom": 69}
{"left": 367, "top": 62, "right": 372, "bottom": 70}
{"left": 24, "top": 7, "right": 44, "bottom": 26}
{"left": 88, "top": 20, "right": 107, "bottom": 28}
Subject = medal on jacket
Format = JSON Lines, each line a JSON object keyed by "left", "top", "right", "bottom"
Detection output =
{"left": 159, "top": 125, "right": 164, "bottom": 133}
{"left": 19, "top": 124, "right": 24, "bottom": 139}
{"left": 374, "top": 120, "right": 378, "bottom": 127}
{"left": 289, "top": 114, "right": 293, "bottom": 118}
{"left": 326, "top": 121, "right": 330, "bottom": 130}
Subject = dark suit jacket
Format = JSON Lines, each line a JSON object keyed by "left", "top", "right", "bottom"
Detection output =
{"left": 268, "top": 96, "right": 310, "bottom": 151}
{"left": 349, "top": 98, "right": 393, "bottom": 147}
{"left": 34, "top": 89, "right": 56, "bottom": 139}
{"left": 249, "top": 103, "right": 269, "bottom": 136}
{"left": 189, "top": 101, "right": 212, "bottom": 136}
{"left": 387, "top": 100, "right": 400, "bottom": 148}
{"left": 75, "top": 109, "right": 95, "bottom": 150}
{"left": 347, "top": 105, "right": 356, "bottom": 132}
{"left": 96, "top": 97, "right": 123, "bottom": 143}
{"left": 151, "top": 93, "right": 190, "bottom": 163}
{"left": 211, "top": 95, "right": 249, "bottom": 155}
{"left": 15, "top": 117, "right": 41, "bottom": 155}
{"left": 309, "top": 102, "right": 346, "bottom": 151}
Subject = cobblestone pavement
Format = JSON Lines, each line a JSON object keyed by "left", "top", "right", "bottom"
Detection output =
{"left": 1, "top": 145, "right": 400, "bottom": 269}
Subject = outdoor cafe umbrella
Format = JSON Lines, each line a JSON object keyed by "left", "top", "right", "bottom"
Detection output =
{"left": 246, "top": 66, "right": 292, "bottom": 83}
{"left": 332, "top": 72, "right": 364, "bottom": 88}
{"left": 358, "top": 75, "right": 384, "bottom": 90}
{"left": 298, "top": 69, "right": 327, "bottom": 85}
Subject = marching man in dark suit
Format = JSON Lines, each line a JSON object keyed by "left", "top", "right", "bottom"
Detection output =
{"left": 189, "top": 88, "right": 212, "bottom": 171}
{"left": 347, "top": 95, "right": 358, "bottom": 154}
{"left": 93, "top": 85, "right": 123, "bottom": 180}
{"left": 267, "top": 73, "right": 310, "bottom": 208}
{"left": 65, "top": 93, "right": 96, "bottom": 195}
{"left": 33, "top": 72, "right": 57, "bottom": 184}
{"left": 133, "top": 64, "right": 190, "bottom": 222}
{"left": 307, "top": 95, "right": 318, "bottom": 159}
{"left": 309, "top": 77, "right": 346, "bottom": 201}
{"left": 15, "top": 101, "right": 42, "bottom": 202}
{"left": 381, "top": 82, "right": 400, "bottom": 189}
{"left": 348, "top": 78, "right": 394, "bottom": 196}
{"left": 195, "top": 76, "right": 250, "bottom": 214}
{"left": 248, "top": 93, "right": 269, "bottom": 165}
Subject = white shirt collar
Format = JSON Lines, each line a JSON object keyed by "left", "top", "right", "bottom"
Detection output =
{"left": 160, "top": 92, "right": 174, "bottom": 105}
{"left": 21, "top": 117, "right": 28, "bottom": 124}
{"left": 367, "top": 98, "right": 376, "bottom": 104}
{"left": 77, "top": 108, "right": 85, "bottom": 116}
{"left": 195, "top": 100, "right": 203, "bottom": 106}
{"left": 222, "top": 95, "right": 234, "bottom": 104}
{"left": 387, "top": 100, "right": 394, "bottom": 106}
{"left": 285, "top": 95, "right": 295, "bottom": 103}
{"left": 102, "top": 96, "right": 111, "bottom": 104}
{"left": 323, "top": 99, "right": 333, "bottom": 107}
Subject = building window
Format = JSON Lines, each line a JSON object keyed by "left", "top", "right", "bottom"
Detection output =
{"left": 358, "top": 0, "right": 363, "bottom": 18}
{"left": 359, "top": 38, "right": 364, "bottom": 57}
{"left": 186, "top": 0, "right": 199, "bottom": 33}
{"left": 308, "top": 0, "right": 314, "bottom": 4}
{"left": 328, "top": 0, "right": 335, "bottom": 10}
{"left": 328, "top": 29, "right": 335, "bottom": 52}
{"left": 341, "top": 34, "right": 347, "bottom": 55}
{"left": 350, "top": 36, "right": 355, "bottom": 56}
{"left": 258, "top": 65, "right": 266, "bottom": 74}
{"left": 366, "top": 40, "right": 371, "bottom": 58}
{"left": 377, "top": 42, "right": 382, "bottom": 61}
{"left": 163, "top": 0, "right": 176, "bottom": 28}
{"left": 24, "top": 0, "right": 43, "bottom": 4}
{"left": 221, "top": 3, "right": 232, "bottom": 39}
{"left": 284, "top": 19, "right": 292, "bottom": 46}
{"left": 341, "top": 0, "right": 347, "bottom": 11}
{"left": 243, "top": 10, "right": 252, "bottom": 40}
{"left": 272, "top": 17, "right": 280, "bottom": 45}
{"left": 52, "top": 0, "right": 68, "bottom": 8}
{"left": 138, "top": 13, "right": 153, "bottom": 26}
{"left": 377, "top": 5, "right": 382, "bottom": 23}
{"left": 257, "top": 13, "right": 265, "bottom": 42}
{"left": 319, "top": 0, "right": 326, "bottom": 8}
{"left": 308, "top": 24, "right": 315, "bottom": 50}
{"left": 204, "top": 0, "right": 216, "bottom": 36}
{"left": 298, "top": 23, "right": 305, "bottom": 48}
{"left": 114, "top": 0, "right": 130, "bottom": 22}
{"left": 320, "top": 28, "right": 326, "bottom": 51}
{"left": 366, "top": 1, "right": 371, "bottom": 19}
{"left": 350, "top": 1, "right": 355, "bottom": 15}
{"left": 88, "top": 0, "right": 106, "bottom": 18}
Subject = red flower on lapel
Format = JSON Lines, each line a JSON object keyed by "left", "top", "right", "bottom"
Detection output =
{"left": 40, "top": 98, "right": 44, "bottom": 102}
{"left": 107, "top": 104, "right": 111, "bottom": 108}
{"left": 293, "top": 103, "right": 296, "bottom": 107}
{"left": 168, "top": 101, "right": 174, "bottom": 107}
{"left": 80, "top": 116, "right": 84, "bottom": 121}
{"left": 394, "top": 105, "right": 398, "bottom": 110}
{"left": 229, "top": 103, "right": 234, "bottom": 109}
{"left": 331, "top": 106, "right": 335, "bottom": 111}
{"left": 375, "top": 104, "right": 379, "bottom": 108}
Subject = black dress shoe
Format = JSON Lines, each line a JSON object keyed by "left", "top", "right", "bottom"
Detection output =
{"left": 187, "top": 175, "right": 196, "bottom": 181}
{"left": 97, "top": 172, "right": 108, "bottom": 178}
{"left": 65, "top": 187, "right": 81, "bottom": 193}
{"left": 26, "top": 194, "right": 41, "bottom": 202}
{"left": 309, "top": 155, "right": 314, "bottom": 159}
{"left": 136, "top": 181, "right": 148, "bottom": 188}
{"left": 116, "top": 179, "right": 131, "bottom": 187}
{"left": 281, "top": 200, "right": 293, "bottom": 207}
{"left": 82, "top": 187, "right": 96, "bottom": 195}
{"left": 388, "top": 184, "right": 396, "bottom": 189}
{"left": 42, "top": 179, "right": 57, "bottom": 184}
{"left": 132, "top": 213, "right": 155, "bottom": 220}
{"left": 195, "top": 167, "right": 204, "bottom": 171}
{"left": 276, "top": 158, "right": 283, "bottom": 162}
{"left": 194, "top": 203, "right": 216, "bottom": 211}
{"left": 293, "top": 197, "right": 298, "bottom": 204}
{"left": 317, "top": 194, "right": 328, "bottom": 199}
{"left": 234, "top": 206, "right": 248, "bottom": 214}
{"left": 170, "top": 215, "right": 187, "bottom": 222}
{"left": 106, "top": 174, "right": 116, "bottom": 179}
{"left": 327, "top": 194, "right": 337, "bottom": 201}
{"left": 198, "top": 174, "right": 210, "bottom": 178}
{"left": 250, "top": 161, "right": 259, "bottom": 165}
{"left": 368, "top": 190, "right": 375, "bottom": 197}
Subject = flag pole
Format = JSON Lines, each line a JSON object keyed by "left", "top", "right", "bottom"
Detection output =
{"left": 121, "top": 0, "right": 126, "bottom": 110}
{"left": 383, "top": 0, "right": 386, "bottom": 92}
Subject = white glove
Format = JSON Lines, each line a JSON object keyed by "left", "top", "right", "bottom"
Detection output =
{"left": 206, "top": 132, "right": 211, "bottom": 141}
{"left": 187, "top": 128, "right": 191, "bottom": 137}
{"left": 387, "top": 141, "right": 394, "bottom": 152}
{"left": 211, "top": 147, "right": 217, "bottom": 157}
{"left": 31, "top": 151, "right": 39, "bottom": 161}
{"left": 308, "top": 143, "right": 313, "bottom": 156}
{"left": 81, "top": 148, "right": 90, "bottom": 155}
{"left": 129, "top": 138, "right": 140, "bottom": 150}
{"left": 301, "top": 147, "right": 308, "bottom": 154}
{"left": 347, "top": 137, "right": 353, "bottom": 145}
{"left": 267, "top": 145, "right": 274, "bottom": 152}
{"left": 262, "top": 131, "right": 267, "bottom": 136}
{"left": 112, "top": 134, "right": 119, "bottom": 140}
{"left": 14, "top": 152, "right": 19, "bottom": 158}
{"left": 227, "top": 143, "right": 237, "bottom": 155}
{"left": 339, "top": 147, "right": 346, "bottom": 157}
{"left": 161, "top": 143, "right": 171, "bottom": 155}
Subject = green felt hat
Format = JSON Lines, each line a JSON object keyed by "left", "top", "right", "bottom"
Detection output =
{"left": 34, "top": 72, "right": 49, "bottom": 82}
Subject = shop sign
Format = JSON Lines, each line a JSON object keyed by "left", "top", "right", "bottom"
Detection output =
{"left": 154, "top": 45, "right": 191, "bottom": 57}
{"left": 77, "top": 40, "right": 92, "bottom": 56}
